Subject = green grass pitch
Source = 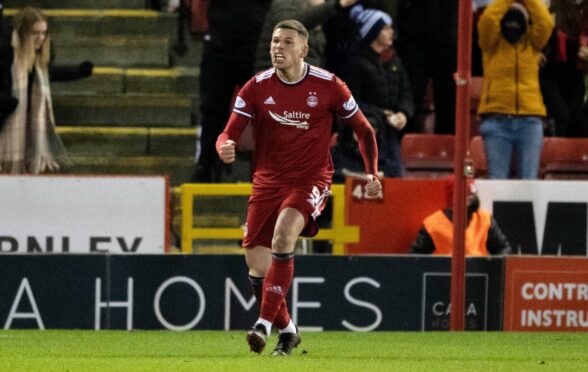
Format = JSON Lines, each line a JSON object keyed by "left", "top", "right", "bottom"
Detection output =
{"left": 1, "top": 330, "right": 587, "bottom": 371}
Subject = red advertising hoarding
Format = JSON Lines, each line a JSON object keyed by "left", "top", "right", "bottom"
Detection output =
{"left": 345, "top": 178, "right": 447, "bottom": 254}
{"left": 503, "top": 256, "right": 588, "bottom": 331}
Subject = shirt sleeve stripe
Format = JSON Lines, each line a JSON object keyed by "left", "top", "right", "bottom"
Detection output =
{"left": 255, "top": 68, "right": 275, "bottom": 82}
{"left": 309, "top": 65, "right": 334, "bottom": 79}
{"left": 309, "top": 70, "right": 334, "bottom": 81}
{"left": 233, "top": 109, "right": 253, "bottom": 118}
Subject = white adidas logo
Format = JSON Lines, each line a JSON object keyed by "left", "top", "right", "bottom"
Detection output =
{"left": 266, "top": 285, "right": 283, "bottom": 295}
{"left": 264, "top": 96, "right": 276, "bottom": 105}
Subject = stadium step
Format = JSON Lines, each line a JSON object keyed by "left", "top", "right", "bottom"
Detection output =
{"left": 53, "top": 93, "right": 193, "bottom": 127}
{"left": 4, "top": 0, "right": 147, "bottom": 9}
{"left": 4, "top": 9, "right": 176, "bottom": 37}
{"left": 52, "top": 67, "right": 124, "bottom": 95}
{"left": 67, "top": 156, "right": 196, "bottom": 186}
{"left": 57, "top": 126, "right": 197, "bottom": 157}
{"left": 53, "top": 36, "right": 170, "bottom": 67}
{"left": 123, "top": 67, "right": 200, "bottom": 95}
{"left": 51, "top": 66, "right": 199, "bottom": 96}
{"left": 4, "top": 4, "right": 206, "bottom": 182}
{"left": 58, "top": 126, "right": 196, "bottom": 186}
{"left": 4, "top": 9, "right": 178, "bottom": 67}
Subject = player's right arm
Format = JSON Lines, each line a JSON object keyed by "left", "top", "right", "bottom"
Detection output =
{"left": 215, "top": 79, "right": 256, "bottom": 164}
{"left": 218, "top": 138, "right": 236, "bottom": 164}
{"left": 216, "top": 112, "right": 249, "bottom": 164}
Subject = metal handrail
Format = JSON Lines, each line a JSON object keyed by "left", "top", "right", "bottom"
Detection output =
{"left": 179, "top": 183, "right": 357, "bottom": 255}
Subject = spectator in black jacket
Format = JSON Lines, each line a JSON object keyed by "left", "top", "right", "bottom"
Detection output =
{"left": 395, "top": 0, "right": 458, "bottom": 134}
{"left": 332, "top": 5, "right": 414, "bottom": 180}
{"left": 540, "top": 0, "right": 588, "bottom": 137}
{"left": 194, "top": 0, "right": 272, "bottom": 182}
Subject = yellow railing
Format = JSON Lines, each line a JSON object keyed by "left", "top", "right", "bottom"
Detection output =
{"left": 179, "top": 183, "right": 358, "bottom": 255}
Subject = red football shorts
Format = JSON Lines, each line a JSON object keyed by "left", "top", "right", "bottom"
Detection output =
{"left": 242, "top": 183, "right": 331, "bottom": 249}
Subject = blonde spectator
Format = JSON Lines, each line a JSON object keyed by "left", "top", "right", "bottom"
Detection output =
{"left": 0, "top": 7, "right": 92, "bottom": 174}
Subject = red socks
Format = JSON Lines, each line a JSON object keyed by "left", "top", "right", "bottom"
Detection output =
{"left": 249, "top": 274, "right": 290, "bottom": 329}
{"left": 260, "top": 254, "right": 294, "bottom": 323}
{"left": 274, "top": 300, "right": 290, "bottom": 330}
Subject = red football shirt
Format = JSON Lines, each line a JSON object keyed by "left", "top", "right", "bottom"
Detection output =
{"left": 217, "top": 64, "right": 377, "bottom": 188}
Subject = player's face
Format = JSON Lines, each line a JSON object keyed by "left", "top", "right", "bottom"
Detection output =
{"left": 270, "top": 28, "right": 308, "bottom": 71}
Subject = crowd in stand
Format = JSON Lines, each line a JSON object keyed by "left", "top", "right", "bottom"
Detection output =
{"left": 1, "top": 0, "right": 587, "bottom": 180}
{"left": 176, "top": 0, "right": 584, "bottom": 262}
{"left": 1, "top": 1, "right": 584, "bottom": 259}
{"left": 180, "top": 0, "right": 587, "bottom": 183}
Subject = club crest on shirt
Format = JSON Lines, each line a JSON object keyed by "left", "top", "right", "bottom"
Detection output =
{"left": 307, "top": 92, "right": 318, "bottom": 107}
{"left": 235, "top": 96, "right": 246, "bottom": 109}
{"left": 343, "top": 96, "right": 357, "bottom": 111}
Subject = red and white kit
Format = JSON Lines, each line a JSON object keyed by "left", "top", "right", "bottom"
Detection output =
{"left": 216, "top": 64, "right": 377, "bottom": 247}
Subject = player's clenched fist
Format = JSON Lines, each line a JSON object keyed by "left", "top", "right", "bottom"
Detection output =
{"left": 219, "top": 140, "right": 236, "bottom": 164}
{"left": 365, "top": 174, "right": 382, "bottom": 197}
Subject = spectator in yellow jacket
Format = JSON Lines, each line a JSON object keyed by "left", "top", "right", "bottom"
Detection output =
{"left": 477, "top": 0, "right": 553, "bottom": 179}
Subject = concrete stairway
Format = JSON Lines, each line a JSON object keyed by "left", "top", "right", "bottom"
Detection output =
{"left": 4, "top": 1, "right": 202, "bottom": 186}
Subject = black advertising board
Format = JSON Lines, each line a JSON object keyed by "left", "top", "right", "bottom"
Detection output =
{"left": 0, "top": 255, "right": 107, "bottom": 329}
{"left": 0, "top": 255, "right": 504, "bottom": 331}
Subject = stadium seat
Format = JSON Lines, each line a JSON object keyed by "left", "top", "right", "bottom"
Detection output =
{"left": 469, "top": 136, "right": 487, "bottom": 178}
{"left": 401, "top": 134, "right": 455, "bottom": 178}
{"left": 540, "top": 137, "right": 588, "bottom": 179}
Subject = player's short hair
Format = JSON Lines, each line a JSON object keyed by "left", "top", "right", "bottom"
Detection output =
{"left": 274, "top": 19, "right": 309, "bottom": 41}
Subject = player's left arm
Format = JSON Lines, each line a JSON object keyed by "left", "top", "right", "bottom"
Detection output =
{"left": 346, "top": 109, "right": 382, "bottom": 197}
{"left": 333, "top": 76, "right": 381, "bottom": 196}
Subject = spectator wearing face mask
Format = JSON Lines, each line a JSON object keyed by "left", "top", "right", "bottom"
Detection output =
{"left": 410, "top": 176, "right": 512, "bottom": 256}
{"left": 476, "top": 0, "right": 553, "bottom": 179}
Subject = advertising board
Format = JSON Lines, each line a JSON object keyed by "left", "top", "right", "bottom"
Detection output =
{"left": 503, "top": 256, "right": 588, "bottom": 331}
{"left": 0, "top": 175, "right": 168, "bottom": 254}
